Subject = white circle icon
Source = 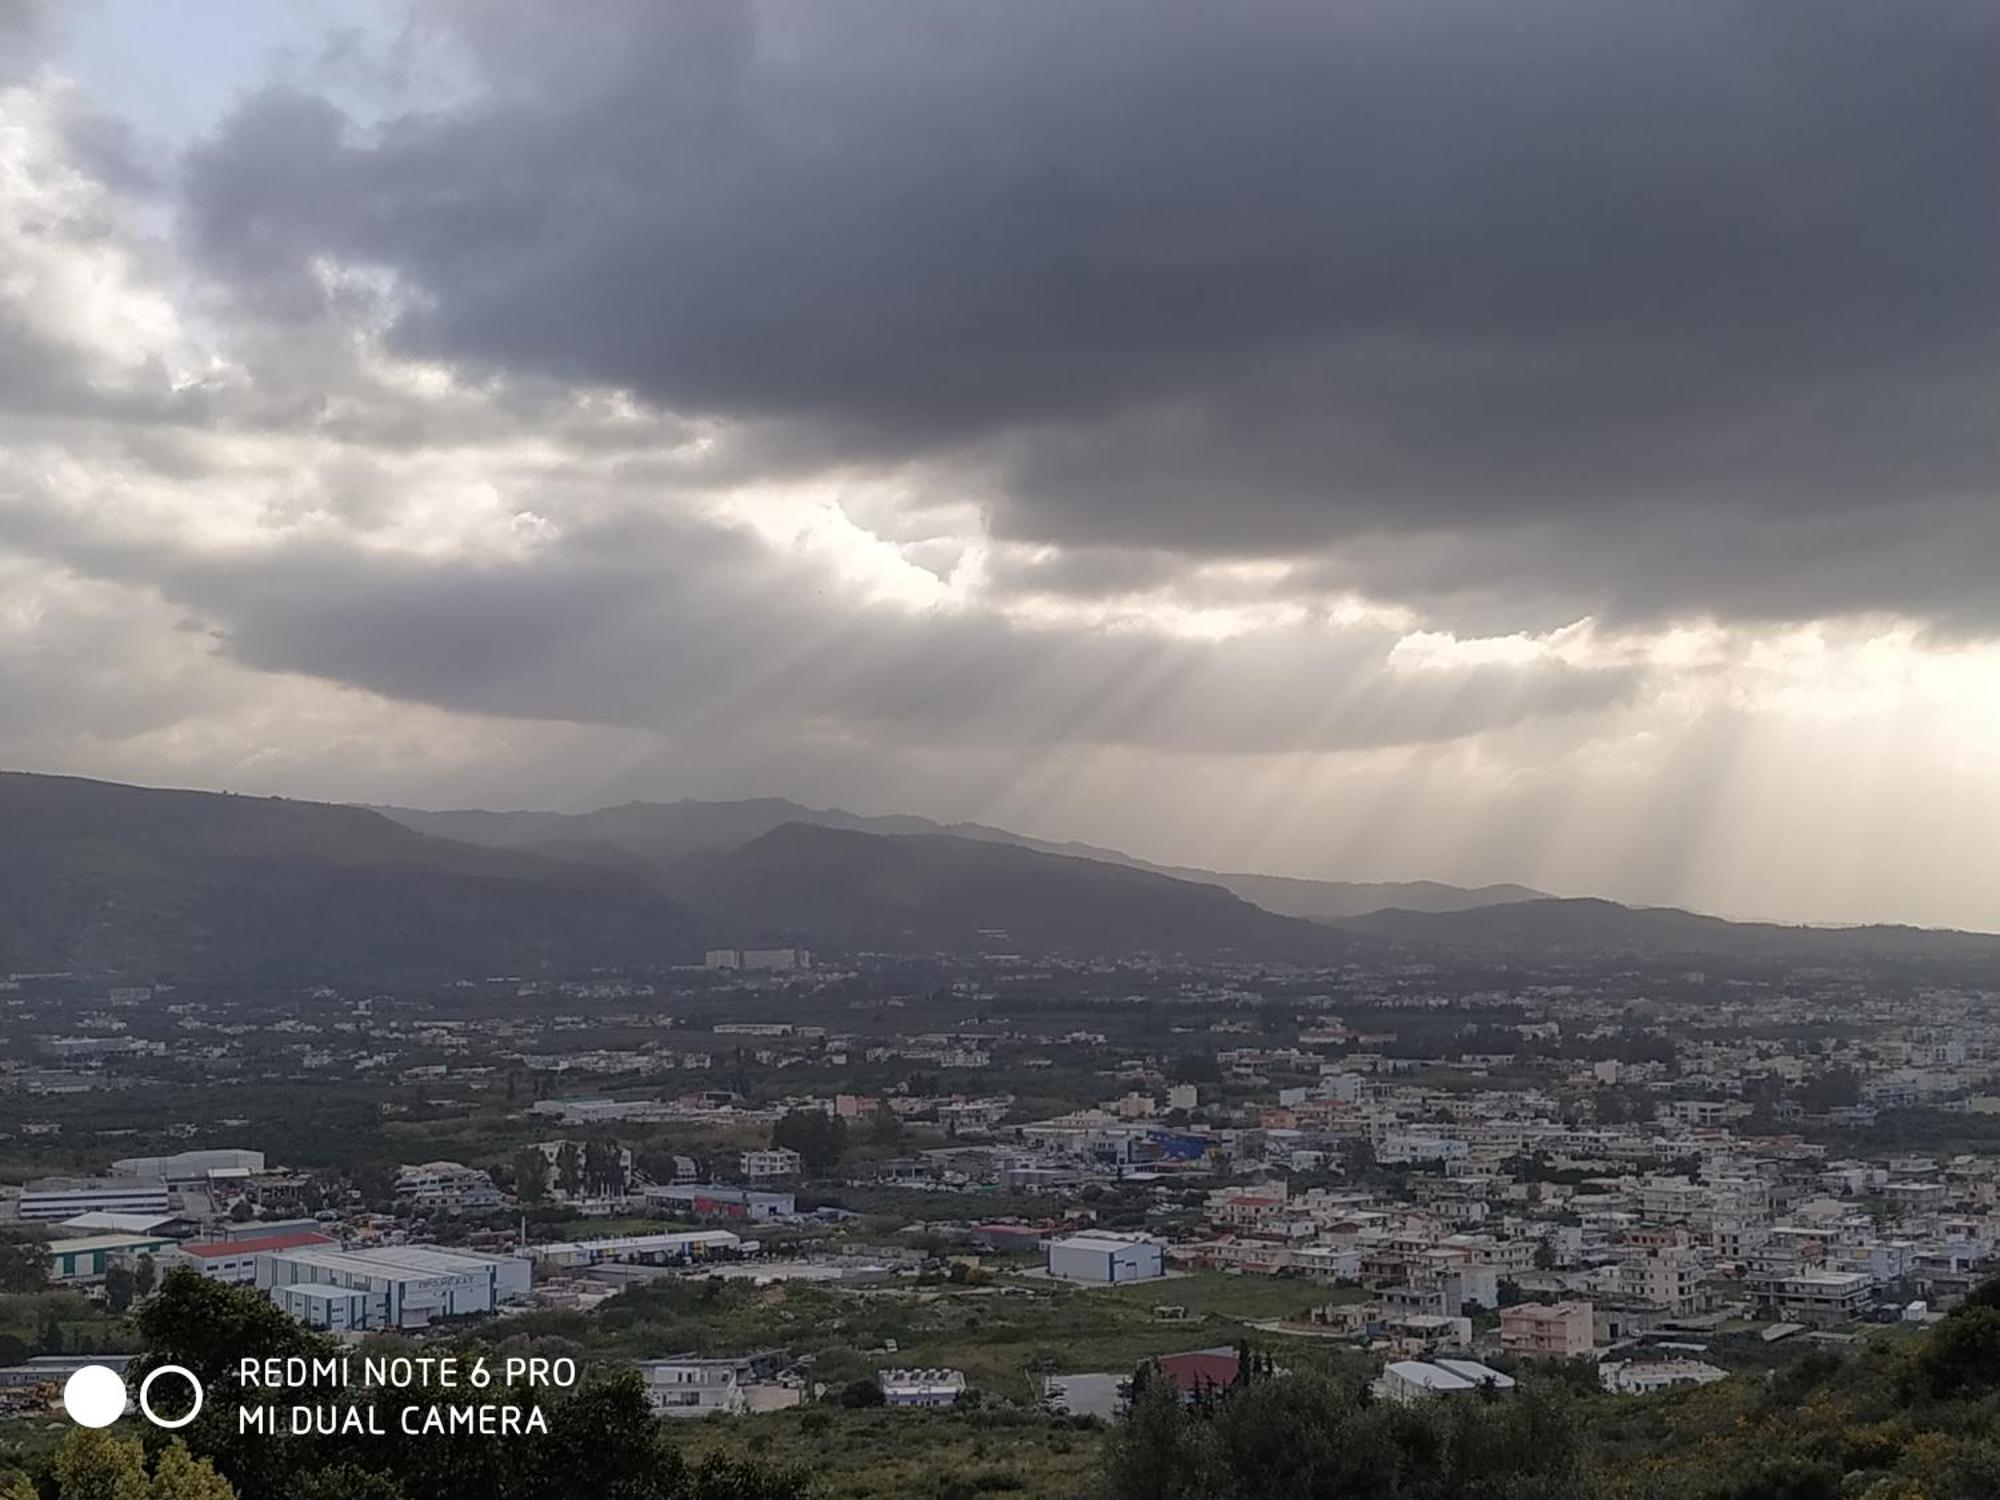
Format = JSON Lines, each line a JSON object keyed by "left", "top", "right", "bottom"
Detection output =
{"left": 138, "top": 1365, "right": 204, "bottom": 1430}
{"left": 62, "top": 1364, "right": 128, "bottom": 1428}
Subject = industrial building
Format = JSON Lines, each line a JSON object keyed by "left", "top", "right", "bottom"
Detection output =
{"left": 110, "top": 1149, "right": 265, "bottom": 1185}
{"left": 168, "top": 1231, "right": 336, "bottom": 1286}
{"left": 1046, "top": 1232, "right": 1166, "bottom": 1285}
{"left": 644, "top": 1184, "right": 795, "bottom": 1221}
{"left": 48, "top": 1231, "right": 178, "bottom": 1284}
{"left": 18, "top": 1178, "right": 171, "bottom": 1222}
{"left": 530, "top": 1230, "right": 741, "bottom": 1270}
{"left": 261, "top": 1245, "right": 532, "bottom": 1331}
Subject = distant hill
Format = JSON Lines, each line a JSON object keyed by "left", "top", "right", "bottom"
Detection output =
{"left": 1337, "top": 897, "right": 2000, "bottom": 966}
{"left": 687, "top": 822, "right": 1350, "bottom": 960}
{"left": 373, "top": 798, "right": 1545, "bottom": 918}
{"left": 0, "top": 772, "right": 701, "bottom": 982}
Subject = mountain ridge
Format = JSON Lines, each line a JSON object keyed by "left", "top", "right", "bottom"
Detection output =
{"left": 371, "top": 796, "right": 1547, "bottom": 920}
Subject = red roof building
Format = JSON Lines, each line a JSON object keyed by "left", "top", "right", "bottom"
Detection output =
{"left": 173, "top": 1232, "right": 335, "bottom": 1285}
{"left": 1154, "top": 1348, "right": 1241, "bottom": 1398}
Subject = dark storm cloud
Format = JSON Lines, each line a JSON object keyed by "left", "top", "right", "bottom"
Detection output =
{"left": 177, "top": 0, "right": 2000, "bottom": 628}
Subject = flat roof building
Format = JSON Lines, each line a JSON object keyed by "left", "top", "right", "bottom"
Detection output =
{"left": 19, "top": 1179, "right": 171, "bottom": 1222}
{"left": 1047, "top": 1232, "right": 1166, "bottom": 1285}
{"left": 110, "top": 1149, "right": 265, "bottom": 1185}
{"left": 169, "top": 1231, "right": 336, "bottom": 1286}
{"left": 1377, "top": 1359, "right": 1517, "bottom": 1405}
{"left": 262, "top": 1244, "right": 531, "bottom": 1331}
{"left": 48, "top": 1233, "right": 177, "bottom": 1284}
{"left": 1500, "top": 1300, "right": 1596, "bottom": 1359}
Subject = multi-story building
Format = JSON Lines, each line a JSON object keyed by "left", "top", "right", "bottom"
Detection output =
{"left": 393, "top": 1161, "right": 503, "bottom": 1211}
{"left": 639, "top": 1357, "right": 747, "bottom": 1417}
{"left": 739, "top": 1148, "right": 804, "bottom": 1180}
{"left": 1749, "top": 1269, "right": 1877, "bottom": 1325}
{"left": 1499, "top": 1300, "right": 1595, "bottom": 1358}
{"left": 18, "top": 1178, "right": 171, "bottom": 1222}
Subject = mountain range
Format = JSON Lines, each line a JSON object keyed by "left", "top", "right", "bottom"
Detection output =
{"left": 372, "top": 797, "right": 1545, "bottom": 921}
{"left": 3, "top": 770, "right": 1997, "bottom": 983}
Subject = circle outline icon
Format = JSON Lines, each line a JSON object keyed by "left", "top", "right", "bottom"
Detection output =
{"left": 138, "top": 1365, "right": 204, "bottom": 1430}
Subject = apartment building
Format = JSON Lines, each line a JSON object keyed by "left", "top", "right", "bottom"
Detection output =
{"left": 1499, "top": 1300, "right": 1595, "bottom": 1358}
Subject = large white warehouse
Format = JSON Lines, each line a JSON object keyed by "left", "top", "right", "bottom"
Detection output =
{"left": 261, "top": 1245, "right": 532, "bottom": 1331}
{"left": 1046, "top": 1233, "right": 1166, "bottom": 1285}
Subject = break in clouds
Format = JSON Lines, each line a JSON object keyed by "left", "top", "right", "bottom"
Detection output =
{"left": 1, "top": 0, "right": 1997, "bottom": 926}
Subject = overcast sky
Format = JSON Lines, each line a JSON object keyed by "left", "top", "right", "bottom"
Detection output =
{"left": 3, "top": 0, "right": 1996, "bottom": 927}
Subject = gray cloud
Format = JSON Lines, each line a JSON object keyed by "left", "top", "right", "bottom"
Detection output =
{"left": 175, "top": 0, "right": 2000, "bottom": 627}
{"left": 0, "top": 486, "right": 1641, "bottom": 757}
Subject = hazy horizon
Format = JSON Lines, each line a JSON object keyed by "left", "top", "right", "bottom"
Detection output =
{"left": 3, "top": 2, "right": 1997, "bottom": 931}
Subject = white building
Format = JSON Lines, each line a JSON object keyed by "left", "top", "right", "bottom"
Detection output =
{"left": 1047, "top": 1233, "right": 1166, "bottom": 1285}
{"left": 18, "top": 1178, "right": 171, "bottom": 1222}
{"left": 1376, "top": 1359, "right": 1516, "bottom": 1405}
{"left": 640, "top": 1357, "right": 748, "bottom": 1417}
{"left": 636, "top": 1354, "right": 796, "bottom": 1417}
{"left": 740, "top": 1148, "right": 803, "bottom": 1181}
{"left": 169, "top": 1231, "right": 335, "bottom": 1286}
{"left": 704, "top": 948, "right": 812, "bottom": 972}
{"left": 878, "top": 1368, "right": 966, "bottom": 1407}
{"left": 262, "top": 1245, "right": 532, "bottom": 1331}
{"left": 1600, "top": 1359, "right": 1728, "bottom": 1396}
{"left": 393, "top": 1161, "right": 503, "bottom": 1211}
{"left": 531, "top": 1231, "right": 741, "bottom": 1270}
{"left": 110, "top": 1149, "right": 265, "bottom": 1185}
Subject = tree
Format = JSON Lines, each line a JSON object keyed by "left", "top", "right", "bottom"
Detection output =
{"left": 51, "top": 1430, "right": 150, "bottom": 1500}
{"left": 837, "top": 1379, "right": 883, "bottom": 1408}
{"left": 105, "top": 1264, "right": 137, "bottom": 1315}
{"left": 556, "top": 1142, "right": 583, "bottom": 1198}
{"left": 1103, "top": 1372, "right": 1586, "bottom": 1500}
{"left": 148, "top": 1444, "right": 236, "bottom": 1500}
{"left": 45, "top": 1433, "right": 237, "bottom": 1500}
{"left": 771, "top": 1111, "right": 846, "bottom": 1176}
{"left": 0, "top": 1471, "right": 38, "bottom": 1500}
{"left": 512, "top": 1148, "right": 548, "bottom": 1205}
{"left": 290, "top": 1468, "right": 406, "bottom": 1500}
{"left": 583, "top": 1138, "right": 627, "bottom": 1198}
{"left": 134, "top": 1254, "right": 158, "bottom": 1298}
{"left": 0, "top": 1235, "right": 45, "bottom": 1293}
{"left": 1170, "top": 1054, "right": 1222, "bottom": 1085}
{"left": 125, "top": 1274, "right": 806, "bottom": 1500}
{"left": 39, "top": 1310, "right": 65, "bottom": 1354}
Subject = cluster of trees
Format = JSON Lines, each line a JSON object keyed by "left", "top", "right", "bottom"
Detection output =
{"left": 509, "top": 1139, "right": 629, "bottom": 1203}
{"left": 771, "top": 1110, "right": 847, "bottom": 1175}
{"left": 1105, "top": 1283, "right": 2000, "bottom": 1500}
{"left": 1106, "top": 1366, "right": 1586, "bottom": 1500}
{"left": 0, "top": 1271, "right": 809, "bottom": 1500}
{"left": 0, "top": 1237, "right": 45, "bottom": 1294}
{"left": 3, "top": 1433, "right": 235, "bottom": 1500}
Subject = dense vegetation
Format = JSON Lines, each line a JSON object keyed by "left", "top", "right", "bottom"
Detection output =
{"left": 12, "top": 1274, "right": 2000, "bottom": 1499}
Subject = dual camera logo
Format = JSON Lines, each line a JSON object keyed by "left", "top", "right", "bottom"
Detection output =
{"left": 61, "top": 1363, "right": 204, "bottom": 1430}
